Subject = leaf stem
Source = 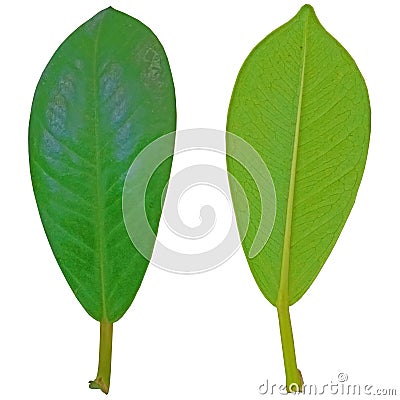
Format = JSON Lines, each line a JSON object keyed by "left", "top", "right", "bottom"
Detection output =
{"left": 276, "top": 301, "right": 303, "bottom": 392}
{"left": 89, "top": 321, "right": 113, "bottom": 394}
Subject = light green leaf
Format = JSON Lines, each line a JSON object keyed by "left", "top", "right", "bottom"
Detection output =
{"left": 227, "top": 4, "right": 370, "bottom": 391}
{"left": 29, "top": 7, "right": 176, "bottom": 393}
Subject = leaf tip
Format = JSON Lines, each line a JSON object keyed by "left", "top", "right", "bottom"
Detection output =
{"left": 98, "top": 6, "right": 118, "bottom": 17}
{"left": 298, "top": 4, "right": 316, "bottom": 18}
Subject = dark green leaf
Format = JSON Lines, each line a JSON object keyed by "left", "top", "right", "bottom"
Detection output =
{"left": 29, "top": 7, "right": 176, "bottom": 393}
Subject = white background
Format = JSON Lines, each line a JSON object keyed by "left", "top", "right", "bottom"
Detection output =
{"left": 1, "top": 0, "right": 399, "bottom": 399}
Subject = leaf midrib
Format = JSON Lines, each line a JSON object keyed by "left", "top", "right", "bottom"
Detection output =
{"left": 93, "top": 15, "right": 108, "bottom": 321}
{"left": 277, "top": 14, "right": 309, "bottom": 307}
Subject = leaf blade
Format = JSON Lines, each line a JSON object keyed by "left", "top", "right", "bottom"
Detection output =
{"left": 29, "top": 7, "right": 176, "bottom": 322}
{"left": 227, "top": 4, "right": 370, "bottom": 305}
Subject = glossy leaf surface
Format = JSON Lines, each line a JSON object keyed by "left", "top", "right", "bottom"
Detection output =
{"left": 29, "top": 7, "right": 176, "bottom": 324}
{"left": 227, "top": 4, "right": 370, "bottom": 307}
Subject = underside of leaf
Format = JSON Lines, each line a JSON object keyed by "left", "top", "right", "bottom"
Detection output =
{"left": 227, "top": 4, "right": 370, "bottom": 391}
{"left": 227, "top": 4, "right": 370, "bottom": 306}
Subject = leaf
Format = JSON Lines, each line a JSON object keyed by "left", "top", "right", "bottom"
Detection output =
{"left": 226, "top": 4, "right": 370, "bottom": 391}
{"left": 29, "top": 7, "right": 176, "bottom": 393}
